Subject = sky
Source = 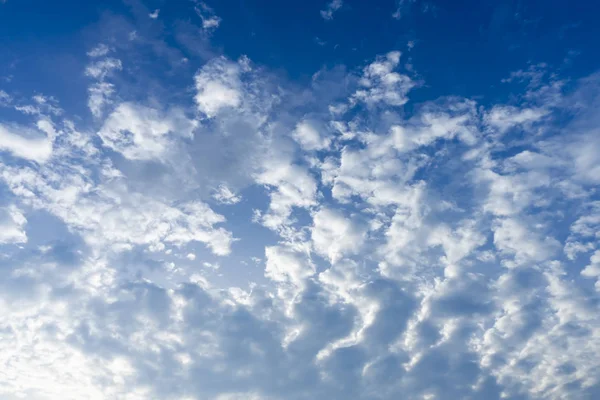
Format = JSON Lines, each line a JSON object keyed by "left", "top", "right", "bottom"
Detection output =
{"left": 0, "top": 0, "right": 600, "bottom": 399}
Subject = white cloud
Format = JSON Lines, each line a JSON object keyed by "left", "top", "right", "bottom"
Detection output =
{"left": 84, "top": 47, "right": 120, "bottom": 118}
{"left": 351, "top": 51, "right": 414, "bottom": 107}
{"left": 0, "top": 205, "right": 27, "bottom": 244}
{"left": 0, "top": 89, "right": 12, "bottom": 105}
{"left": 0, "top": 122, "right": 53, "bottom": 162}
{"left": 32, "top": 94, "right": 63, "bottom": 116}
{"left": 581, "top": 250, "right": 600, "bottom": 291}
{"left": 85, "top": 57, "right": 122, "bottom": 80}
{"left": 87, "top": 43, "right": 110, "bottom": 58}
{"left": 195, "top": 1, "right": 222, "bottom": 32}
{"left": 563, "top": 130, "right": 600, "bottom": 184}
{"left": 12, "top": 94, "right": 63, "bottom": 117}
{"left": 98, "top": 102, "right": 197, "bottom": 161}
{"left": 212, "top": 184, "right": 242, "bottom": 205}
{"left": 387, "top": 100, "right": 478, "bottom": 152}
{"left": 474, "top": 168, "right": 550, "bottom": 217}
{"left": 320, "top": 0, "right": 343, "bottom": 20}
{"left": 311, "top": 207, "right": 366, "bottom": 264}
{"left": 87, "top": 82, "right": 115, "bottom": 118}
{"left": 564, "top": 201, "right": 600, "bottom": 259}
{"left": 493, "top": 217, "right": 560, "bottom": 264}
{"left": 148, "top": 9, "right": 159, "bottom": 19}
{"left": 202, "top": 16, "right": 221, "bottom": 30}
{"left": 392, "top": 0, "right": 415, "bottom": 20}
{"left": 292, "top": 120, "right": 332, "bottom": 151}
{"left": 3, "top": 42, "right": 600, "bottom": 400}
{"left": 203, "top": 261, "right": 220, "bottom": 270}
{"left": 1, "top": 159, "right": 235, "bottom": 255}
{"left": 194, "top": 57, "right": 243, "bottom": 117}
{"left": 428, "top": 219, "right": 486, "bottom": 268}
{"left": 265, "top": 245, "right": 315, "bottom": 286}
{"left": 254, "top": 158, "right": 318, "bottom": 231}
{"left": 485, "top": 105, "right": 548, "bottom": 134}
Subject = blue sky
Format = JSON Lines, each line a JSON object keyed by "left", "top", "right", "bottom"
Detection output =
{"left": 1, "top": 0, "right": 600, "bottom": 399}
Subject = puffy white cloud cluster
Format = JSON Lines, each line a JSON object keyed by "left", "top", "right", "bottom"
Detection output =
{"left": 98, "top": 103, "right": 198, "bottom": 161}
{"left": 352, "top": 51, "right": 415, "bottom": 107}
{"left": 1, "top": 29, "right": 600, "bottom": 400}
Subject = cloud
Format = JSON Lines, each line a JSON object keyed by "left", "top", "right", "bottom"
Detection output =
{"left": 202, "top": 16, "right": 221, "bottom": 30}
{"left": 581, "top": 250, "right": 600, "bottom": 291}
{"left": 195, "top": 1, "right": 222, "bottom": 32}
{"left": 3, "top": 23, "right": 600, "bottom": 400}
{"left": 492, "top": 217, "right": 560, "bottom": 264}
{"left": 291, "top": 119, "right": 332, "bottom": 151}
{"left": 97, "top": 102, "right": 198, "bottom": 161}
{"left": 149, "top": 9, "right": 159, "bottom": 19}
{"left": 86, "top": 43, "right": 110, "bottom": 58}
{"left": 320, "top": 0, "right": 343, "bottom": 20}
{"left": 351, "top": 51, "right": 414, "bottom": 107}
{"left": 88, "top": 82, "right": 115, "bottom": 118}
{"left": 392, "top": 0, "right": 415, "bottom": 20}
{"left": 85, "top": 47, "right": 121, "bottom": 117}
{"left": 194, "top": 57, "right": 244, "bottom": 117}
{"left": 85, "top": 57, "right": 122, "bottom": 80}
{"left": 484, "top": 105, "right": 548, "bottom": 134}
{"left": 1, "top": 160, "right": 235, "bottom": 255}
{"left": 0, "top": 122, "right": 53, "bottom": 162}
{"left": 254, "top": 157, "right": 318, "bottom": 231}
{"left": 0, "top": 205, "right": 27, "bottom": 244}
{"left": 212, "top": 184, "right": 242, "bottom": 205}
{"left": 0, "top": 89, "right": 12, "bottom": 105}
{"left": 311, "top": 207, "right": 367, "bottom": 264}
{"left": 265, "top": 245, "right": 315, "bottom": 286}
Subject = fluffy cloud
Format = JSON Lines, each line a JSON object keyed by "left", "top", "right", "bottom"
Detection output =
{"left": 2, "top": 25, "right": 600, "bottom": 400}
{"left": 351, "top": 51, "right": 414, "bottom": 107}
{"left": 195, "top": 1, "right": 221, "bottom": 32}
{"left": 265, "top": 245, "right": 315, "bottom": 286}
{"left": 194, "top": 57, "right": 244, "bottom": 117}
{"left": 492, "top": 217, "right": 560, "bottom": 265}
{"left": 311, "top": 207, "right": 367, "bottom": 264}
{"left": 0, "top": 205, "right": 27, "bottom": 244}
{"left": 212, "top": 184, "right": 242, "bottom": 205}
{"left": 254, "top": 155, "right": 318, "bottom": 231}
{"left": 98, "top": 102, "right": 198, "bottom": 161}
{"left": 582, "top": 250, "right": 600, "bottom": 291}
{"left": 292, "top": 120, "right": 332, "bottom": 151}
{"left": 0, "top": 122, "right": 53, "bottom": 162}
{"left": 320, "top": 0, "right": 343, "bottom": 20}
{"left": 484, "top": 105, "right": 548, "bottom": 134}
{"left": 1, "top": 162, "right": 234, "bottom": 255}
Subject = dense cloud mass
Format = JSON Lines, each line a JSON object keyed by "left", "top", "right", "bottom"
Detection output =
{"left": 1, "top": 1, "right": 600, "bottom": 399}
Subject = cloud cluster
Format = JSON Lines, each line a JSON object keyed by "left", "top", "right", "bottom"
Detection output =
{"left": 1, "top": 14, "right": 600, "bottom": 400}
{"left": 320, "top": 0, "right": 343, "bottom": 20}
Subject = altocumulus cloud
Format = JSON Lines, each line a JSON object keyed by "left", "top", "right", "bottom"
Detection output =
{"left": 0, "top": 1, "right": 600, "bottom": 400}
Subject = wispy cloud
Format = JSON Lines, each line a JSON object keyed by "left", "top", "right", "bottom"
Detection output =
{"left": 320, "top": 0, "right": 343, "bottom": 20}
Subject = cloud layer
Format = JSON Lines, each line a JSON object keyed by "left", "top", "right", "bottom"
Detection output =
{"left": 1, "top": 4, "right": 600, "bottom": 400}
